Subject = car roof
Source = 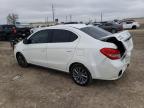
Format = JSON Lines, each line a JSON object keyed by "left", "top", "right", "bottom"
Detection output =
{"left": 35, "top": 24, "right": 87, "bottom": 31}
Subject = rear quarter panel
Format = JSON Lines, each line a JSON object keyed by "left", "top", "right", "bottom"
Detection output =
{"left": 67, "top": 32, "right": 117, "bottom": 78}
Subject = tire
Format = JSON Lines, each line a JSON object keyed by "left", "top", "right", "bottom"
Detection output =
{"left": 132, "top": 26, "right": 136, "bottom": 29}
{"left": 111, "top": 29, "right": 117, "bottom": 33}
{"left": 70, "top": 64, "right": 92, "bottom": 86}
{"left": 16, "top": 53, "right": 28, "bottom": 67}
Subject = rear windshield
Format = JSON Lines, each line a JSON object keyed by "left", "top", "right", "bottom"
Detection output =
{"left": 80, "top": 26, "right": 112, "bottom": 39}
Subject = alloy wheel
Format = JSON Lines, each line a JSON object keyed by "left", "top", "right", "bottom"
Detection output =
{"left": 71, "top": 64, "right": 92, "bottom": 86}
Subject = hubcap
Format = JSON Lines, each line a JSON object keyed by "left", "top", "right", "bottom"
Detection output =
{"left": 72, "top": 67, "right": 88, "bottom": 85}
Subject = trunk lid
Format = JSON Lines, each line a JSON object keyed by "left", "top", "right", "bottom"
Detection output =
{"left": 101, "top": 30, "right": 133, "bottom": 52}
{"left": 113, "top": 31, "right": 133, "bottom": 52}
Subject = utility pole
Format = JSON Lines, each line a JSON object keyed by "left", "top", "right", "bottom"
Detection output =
{"left": 45, "top": 17, "right": 46, "bottom": 24}
{"left": 47, "top": 17, "right": 48, "bottom": 24}
{"left": 70, "top": 15, "right": 72, "bottom": 22}
{"left": 45, "top": 17, "right": 47, "bottom": 23}
{"left": 52, "top": 4, "right": 55, "bottom": 22}
{"left": 66, "top": 16, "right": 67, "bottom": 22}
{"left": 101, "top": 12, "right": 103, "bottom": 22}
{"left": 45, "top": 17, "right": 48, "bottom": 24}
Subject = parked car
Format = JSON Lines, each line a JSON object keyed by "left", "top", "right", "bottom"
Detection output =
{"left": 113, "top": 19, "right": 121, "bottom": 24}
{"left": 120, "top": 20, "right": 140, "bottom": 29}
{"left": 0, "top": 24, "right": 31, "bottom": 41}
{"left": 0, "top": 25, "right": 17, "bottom": 41}
{"left": 14, "top": 24, "right": 133, "bottom": 86}
{"left": 30, "top": 27, "right": 43, "bottom": 34}
{"left": 16, "top": 26, "right": 31, "bottom": 39}
{"left": 30, "top": 25, "right": 50, "bottom": 34}
{"left": 64, "top": 22, "right": 78, "bottom": 24}
{"left": 93, "top": 22, "right": 123, "bottom": 33}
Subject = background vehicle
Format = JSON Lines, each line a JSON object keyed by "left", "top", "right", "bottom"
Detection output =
{"left": 16, "top": 25, "right": 31, "bottom": 39}
{"left": 120, "top": 20, "right": 140, "bottom": 29}
{"left": 93, "top": 22, "right": 123, "bottom": 33}
{"left": 64, "top": 22, "right": 79, "bottom": 24}
{"left": 30, "top": 25, "right": 49, "bottom": 34}
{"left": 14, "top": 24, "right": 133, "bottom": 86}
{"left": 30, "top": 27, "right": 43, "bottom": 34}
{"left": 0, "top": 24, "right": 31, "bottom": 41}
{"left": 0, "top": 25, "right": 17, "bottom": 41}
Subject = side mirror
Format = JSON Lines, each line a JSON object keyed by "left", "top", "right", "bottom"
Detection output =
{"left": 23, "top": 38, "right": 31, "bottom": 44}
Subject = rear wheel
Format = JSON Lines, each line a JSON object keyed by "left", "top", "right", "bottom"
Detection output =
{"left": 132, "top": 26, "right": 136, "bottom": 29}
{"left": 70, "top": 64, "right": 92, "bottom": 86}
{"left": 16, "top": 53, "right": 28, "bottom": 67}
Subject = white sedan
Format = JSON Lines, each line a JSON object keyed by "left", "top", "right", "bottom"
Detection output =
{"left": 121, "top": 20, "right": 140, "bottom": 29}
{"left": 14, "top": 24, "right": 133, "bottom": 86}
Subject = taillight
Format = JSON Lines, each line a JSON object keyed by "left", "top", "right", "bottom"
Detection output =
{"left": 100, "top": 48, "right": 121, "bottom": 60}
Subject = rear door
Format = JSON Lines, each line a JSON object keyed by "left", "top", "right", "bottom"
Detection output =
{"left": 46, "top": 29, "right": 79, "bottom": 71}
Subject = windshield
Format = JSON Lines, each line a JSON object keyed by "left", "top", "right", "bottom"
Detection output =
{"left": 80, "top": 26, "right": 112, "bottom": 39}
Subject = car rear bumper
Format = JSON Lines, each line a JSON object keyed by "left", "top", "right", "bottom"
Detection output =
{"left": 91, "top": 54, "right": 131, "bottom": 80}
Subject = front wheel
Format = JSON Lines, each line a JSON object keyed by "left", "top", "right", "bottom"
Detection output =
{"left": 16, "top": 53, "right": 28, "bottom": 67}
{"left": 70, "top": 64, "right": 92, "bottom": 86}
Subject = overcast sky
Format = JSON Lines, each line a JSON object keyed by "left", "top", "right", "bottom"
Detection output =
{"left": 0, "top": 0, "right": 144, "bottom": 24}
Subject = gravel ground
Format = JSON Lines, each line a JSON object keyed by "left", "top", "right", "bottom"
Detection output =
{"left": 0, "top": 29, "right": 144, "bottom": 108}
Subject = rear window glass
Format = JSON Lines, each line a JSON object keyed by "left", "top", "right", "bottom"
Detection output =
{"left": 80, "top": 26, "right": 112, "bottom": 39}
{"left": 52, "top": 29, "right": 78, "bottom": 43}
{"left": 126, "top": 22, "right": 133, "bottom": 24}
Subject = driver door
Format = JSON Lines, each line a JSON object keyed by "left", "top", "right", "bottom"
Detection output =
{"left": 23, "top": 30, "right": 51, "bottom": 67}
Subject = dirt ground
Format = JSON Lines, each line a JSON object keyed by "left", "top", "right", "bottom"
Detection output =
{"left": 0, "top": 29, "right": 144, "bottom": 108}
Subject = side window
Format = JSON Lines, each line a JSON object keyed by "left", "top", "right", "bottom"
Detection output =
{"left": 105, "top": 23, "right": 112, "bottom": 26}
{"left": 69, "top": 31, "right": 78, "bottom": 42}
{"left": 126, "top": 22, "right": 133, "bottom": 24}
{"left": 52, "top": 29, "right": 78, "bottom": 43}
{"left": 29, "top": 30, "right": 52, "bottom": 44}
